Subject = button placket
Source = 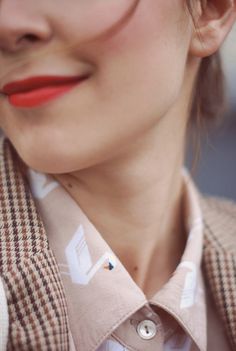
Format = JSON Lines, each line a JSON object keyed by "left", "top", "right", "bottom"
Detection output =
{"left": 112, "top": 305, "right": 164, "bottom": 351}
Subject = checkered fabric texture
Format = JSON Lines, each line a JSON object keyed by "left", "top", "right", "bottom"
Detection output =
{"left": 0, "top": 137, "right": 70, "bottom": 350}
{"left": 200, "top": 196, "right": 236, "bottom": 350}
{"left": 0, "top": 136, "right": 235, "bottom": 350}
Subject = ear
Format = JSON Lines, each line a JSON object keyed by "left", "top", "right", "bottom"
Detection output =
{"left": 189, "top": 0, "right": 236, "bottom": 57}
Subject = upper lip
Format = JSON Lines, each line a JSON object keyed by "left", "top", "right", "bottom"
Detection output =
{"left": 1, "top": 74, "right": 90, "bottom": 95}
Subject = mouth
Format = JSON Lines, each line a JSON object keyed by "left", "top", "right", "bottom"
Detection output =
{"left": 0, "top": 74, "right": 90, "bottom": 108}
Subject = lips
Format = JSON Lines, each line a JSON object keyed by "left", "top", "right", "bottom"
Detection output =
{"left": 1, "top": 75, "right": 89, "bottom": 108}
{"left": 1, "top": 75, "right": 89, "bottom": 95}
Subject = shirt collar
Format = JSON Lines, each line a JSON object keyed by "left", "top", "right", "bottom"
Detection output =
{"left": 27, "top": 167, "right": 206, "bottom": 351}
{"left": 150, "top": 169, "right": 207, "bottom": 350}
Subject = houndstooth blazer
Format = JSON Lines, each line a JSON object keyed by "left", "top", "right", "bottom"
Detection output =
{"left": 0, "top": 137, "right": 235, "bottom": 351}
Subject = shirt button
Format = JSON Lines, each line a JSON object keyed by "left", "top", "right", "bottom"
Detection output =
{"left": 136, "top": 319, "right": 157, "bottom": 340}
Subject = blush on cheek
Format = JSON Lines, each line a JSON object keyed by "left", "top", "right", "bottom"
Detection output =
{"left": 92, "top": 0, "right": 182, "bottom": 64}
{"left": 95, "top": 6, "right": 146, "bottom": 56}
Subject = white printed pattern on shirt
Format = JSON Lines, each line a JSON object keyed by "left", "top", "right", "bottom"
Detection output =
{"left": 28, "top": 169, "right": 59, "bottom": 199}
{"left": 97, "top": 339, "right": 127, "bottom": 351}
{"left": 179, "top": 262, "right": 197, "bottom": 309}
{"left": 187, "top": 217, "right": 203, "bottom": 243}
{"left": 60, "top": 224, "right": 117, "bottom": 285}
{"left": 96, "top": 335, "right": 193, "bottom": 351}
{"left": 164, "top": 335, "right": 192, "bottom": 351}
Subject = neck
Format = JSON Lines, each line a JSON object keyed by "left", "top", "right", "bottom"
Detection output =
{"left": 54, "top": 112, "right": 188, "bottom": 297}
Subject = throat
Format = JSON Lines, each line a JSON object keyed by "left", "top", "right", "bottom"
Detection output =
{"left": 115, "top": 196, "right": 186, "bottom": 299}
{"left": 116, "top": 228, "right": 186, "bottom": 300}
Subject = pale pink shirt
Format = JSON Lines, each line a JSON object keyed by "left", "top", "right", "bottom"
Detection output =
{"left": 27, "top": 168, "right": 230, "bottom": 351}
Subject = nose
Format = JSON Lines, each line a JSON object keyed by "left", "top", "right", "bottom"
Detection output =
{"left": 0, "top": 0, "right": 52, "bottom": 53}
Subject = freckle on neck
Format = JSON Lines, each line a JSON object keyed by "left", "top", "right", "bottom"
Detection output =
{"left": 134, "top": 266, "right": 138, "bottom": 271}
{"left": 67, "top": 183, "right": 73, "bottom": 189}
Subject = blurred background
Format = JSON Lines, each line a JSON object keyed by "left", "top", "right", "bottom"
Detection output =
{"left": 186, "top": 25, "right": 236, "bottom": 201}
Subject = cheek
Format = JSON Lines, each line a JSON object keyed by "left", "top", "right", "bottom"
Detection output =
{"left": 92, "top": 1, "right": 189, "bottom": 124}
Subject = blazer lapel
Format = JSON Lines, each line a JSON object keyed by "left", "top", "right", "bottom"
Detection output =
{"left": 0, "top": 137, "right": 70, "bottom": 350}
{"left": 201, "top": 195, "right": 236, "bottom": 351}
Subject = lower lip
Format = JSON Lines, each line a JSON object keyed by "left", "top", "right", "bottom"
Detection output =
{"left": 7, "top": 80, "right": 86, "bottom": 108}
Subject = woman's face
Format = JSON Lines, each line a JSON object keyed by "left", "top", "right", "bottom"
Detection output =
{"left": 0, "top": 0, "right": 193, "bottom": 173}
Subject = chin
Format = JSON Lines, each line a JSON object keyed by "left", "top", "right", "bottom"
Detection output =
{"left": 18, "top": 150, "right": 75, "bottom": 174}
{"left": 13, "top": 141, "right": 100, "bottom": 175}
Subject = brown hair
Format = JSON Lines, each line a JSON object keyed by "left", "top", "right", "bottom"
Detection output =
{"left": 185, "top": 0, "right": 227, "bottom": 173}
{"left": 186, "top": 0, "right": 226, "bottom": 125}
